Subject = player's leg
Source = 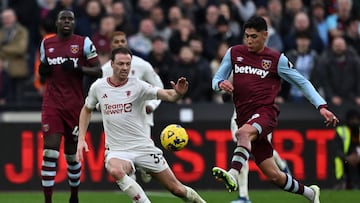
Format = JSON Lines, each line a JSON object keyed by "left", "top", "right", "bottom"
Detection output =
{"left": 64, "top": 132, "right": 82, "bottom": 203}
{"left": 152, "top": 168, "right": 206, "bottom": 203}
{"left": 106, "top": 154, "right": 151, "bottom": 203}
{"left": 137, "top": 123, "right": 152, "bottom": 183}
{"left": 212, "top": 124, "right": 255, "bottom": 192}
{"left": 267, "top": 133, "right": 291, "bottom": 174}
{"left": 230, "top": 110, "right": 251, "bottom": 203}
{"left": 41, "top": 133, "right": 62, "bottom": 203}
{"left": 258, "top": 157, "right": 320, "bottom": 203}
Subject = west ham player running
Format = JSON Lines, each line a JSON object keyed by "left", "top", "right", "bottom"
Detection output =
{"left": 38, "top": 10, "right": 102, "bottom": 203}
{"left": 212, "top": 16, "right": 339, "bottom": 203}
{"left": 76, "top": 47, "right": 206, "bottom": 203}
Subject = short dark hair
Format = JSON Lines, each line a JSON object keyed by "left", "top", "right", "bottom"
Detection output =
{"left": 111, "top": 47, "right": 132, "bottom": 61}
{"left": 243, "top": 16, "right": 267, "bottom": 32}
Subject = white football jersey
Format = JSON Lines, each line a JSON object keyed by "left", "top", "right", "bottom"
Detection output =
{"left": 85, "top": 77, "right": 161, "bottom": 151}
{"left": 101, "top": 55, "right": 163, "bottom": 127}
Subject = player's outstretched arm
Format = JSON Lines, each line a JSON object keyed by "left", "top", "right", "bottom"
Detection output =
{"left": 76, "top": 105, "right": 92, "bottom": 162}
{"left": 157, "top": 77, "right": 188, "bottom": 102}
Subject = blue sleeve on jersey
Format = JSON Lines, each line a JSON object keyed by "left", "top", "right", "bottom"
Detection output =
{"left": 83, "top": 37, "right": 98, "bottom": 59}
{"left": 277, "top": 54, "right": 326, "bottom": 108}
{"left": 40, "top": 40, "right": 45, "bottom": 63}
{"left": 212, "top": 48, "right": 232, "bottom": 91}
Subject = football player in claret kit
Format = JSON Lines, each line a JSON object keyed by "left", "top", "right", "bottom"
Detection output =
{"left": 76, "top": 47, "right": 206, "bottom": 203}
{"left": 38, "top": 10, "right": 102, "bottom": 203}
{"left": 212, "top": 16, "right": 339, "bottom": 203}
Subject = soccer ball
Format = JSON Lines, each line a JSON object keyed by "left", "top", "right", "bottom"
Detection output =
{"left": 160, "top": 124, "right": 189, "bottom": 151}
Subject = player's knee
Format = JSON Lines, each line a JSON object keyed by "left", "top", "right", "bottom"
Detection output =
{"left": 43, "top": 149, "right": 60, "bottom": 159}
{"left": 107, "top": 166, "right": 126, "bottom": 180}
{"left": 65, "top": 154, "right": 77, "bottom": 163}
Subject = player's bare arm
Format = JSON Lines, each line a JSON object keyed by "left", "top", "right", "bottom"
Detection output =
{"left": 76, "top": 105, "right": 93, "bottom": 162}
{"left": 158, "top": 77, "right": 188, "bottom": 102}
{"left": 81, "top": 60, "right": 102, "bottom": 78}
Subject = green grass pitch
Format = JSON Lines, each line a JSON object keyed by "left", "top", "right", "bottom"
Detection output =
{"left": 0, "top": 190, "right": 359, "bottom": 203}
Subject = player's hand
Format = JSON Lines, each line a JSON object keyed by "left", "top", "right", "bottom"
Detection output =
{"left": 76, "top": 139, "right": 89, "bottom": 162}
{"left": 219, "top": 80, "right": 234, "bottom": 94}
{"left": 61, "top": 56, "right": 81, "bottom": 72}
{"left": 171, "top": 77, "right": 188, "bottom": 96}
{"left": 320, "top": 107, "right": 339, "bottom": 127}
{"left": 39, "top": 61, "right": 52, "bottom": 76}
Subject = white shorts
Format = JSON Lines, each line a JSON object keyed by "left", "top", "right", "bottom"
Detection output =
{"left": 104, "top": 149, "right": 169, "bottom": 174}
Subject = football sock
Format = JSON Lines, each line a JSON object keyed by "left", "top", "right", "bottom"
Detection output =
{"left": 116, "top": 175, "right": 151, "bottom": 203}
{"left": 231, "top": 146, "right": 250, "bottom": 172}
{"left": 281, "top": 173, "right": 304, "bottom": 195}
{"left": 237, "top": 161, "right": 250, "bottom": 199}
{"left": 182, "top": 186, "right": 206, "bottom": 203}
{"left": 41, "top": 149, "right": 59, "bottom": 203}
{"left": 65, "top": 154, "right": 81, "bottom": 201}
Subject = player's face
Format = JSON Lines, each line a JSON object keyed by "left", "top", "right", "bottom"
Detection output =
{"left": 111, "top": 53, "right": 131, "bottom": 81}
{"left": 111, "top": 35, "right": 128, "bottom": 50}
{"left": 244, "top": 28, "right": 267, "bottom": 53}
{"left": 56, "top": 10, "right": 75, "bottom": 37}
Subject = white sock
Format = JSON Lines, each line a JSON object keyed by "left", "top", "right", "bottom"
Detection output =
{"left": 116, "top": 175, "right": 151, "bottom": 203}
{"left": 237, "top": 161, "right": 249, "bottom": 199}
{"left": 182, "top": 186, "right": 206, "bottom": 203}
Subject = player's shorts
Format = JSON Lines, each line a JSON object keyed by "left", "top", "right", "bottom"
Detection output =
{"left": 241, "top": 106, "right": 278, "bottom": 165}
{"left": 41, "top": 107, "right": 80, "bottom": 138}
{"left": 104, "top": 148, "right": 169, "bottom": 174}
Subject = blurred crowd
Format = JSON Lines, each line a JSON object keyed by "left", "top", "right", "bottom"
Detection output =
{"left": 0, "top": 0, "right": 360, "bottom": 108}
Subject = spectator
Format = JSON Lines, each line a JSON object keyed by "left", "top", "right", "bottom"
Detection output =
{"left": 149, "top": 5, "right": 172, "bottom": 44}
{"left": 218, "top": 2, "right": 242, "bottom": 38}
{"left": 37, "top": 0, "right": 58, "bottom": 20}
{"left": 267, "top": 0, "right": 283, "bottom": 34}
{"left": 317, "top": 36, "right": 360, "bottom": 106}
{"left": 177, "top": 0, "right": 201, "bottom": 25}
{"left": 279, "top": 0, "right": 307, "bottom": 39}
{"left": 0, "top": 8, "right": 29, "bottom": 103}
{"left": 197, "top": 4, "right": 220, "bottom": 42}
{"left": 282, "top": 31, "right": 319, "bottom": 102}
{"left": 189, "top": 36, "right": 213, "bottom": 102}
{"left": 167, "top": 5, "right": 183, "bottom": 31}
{"left": 169, "top": 46, "right": 208, "bottom": 104}
{"left": 326, "top": 0, "right": 356, "bottom": 41}
{"left": 333, "top": 109, "right": 360, "bottom": 189}
{"left": 262, "top": 14, "right": 284, "bottom": 52}
{"left": 231, "top": 0, "right": 256, "bottom": 23}
{"left": 132, "top": 0, "right": 157, "bottom": 29}
{"left": 147, "top": 36, "right": 175, "bottom": 89}
{"left": 91, "top": 14, "right": 116, "bottom": 65}
{"left": 283, "top": 11, "right": 324, "bottom": 54}
{"left": 310, "top": 0, "right": 329, "bottom": 47}
{"left": 210, "top": 41, "right": 230, "bottom": 104}
{"left": 343, "top": 16, "right": 360, "bottom": 55}
{"left": 112, "top": 0, "right": 136, "bottom": 36}
{"left": 128, "top": 18, "right": 155, "bottom": 58}
{"left": 75, "top": 0, "right": 105, "bottom": 37}
{"left": 0, "top": 56, "right": 10, "bottom": 105}
{"left": 168, "top": 17, "right": 196, "bottom": 56}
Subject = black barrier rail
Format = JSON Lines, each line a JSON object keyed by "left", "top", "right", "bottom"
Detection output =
{"left": 0, "top": 102, "right": 357, "bottom": 190}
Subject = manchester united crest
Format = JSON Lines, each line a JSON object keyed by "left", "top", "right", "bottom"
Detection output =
{"left": 261, "top": 59, "right": 272, "bottom": 70}
{"left": 70, "top": 45, "right": 79, "bottom": 54}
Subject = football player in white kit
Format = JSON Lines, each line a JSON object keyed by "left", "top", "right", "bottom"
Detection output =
{"left": 76, "top": 47, "right": 206, "bottom": 203}
{"left": 101, "top": 31, "right": 163, "bottom": 183}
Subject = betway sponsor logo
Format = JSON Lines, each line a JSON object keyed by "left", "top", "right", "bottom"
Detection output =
{"left": 47, "top": 57, "right": 79, "bottom": 67}
{"left": 234, "top": 64, "right": 269, "bottom": 78}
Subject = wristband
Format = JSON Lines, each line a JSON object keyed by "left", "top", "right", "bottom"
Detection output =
{"left": 318, "top": 104, "right": 328, "bottom": 110}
